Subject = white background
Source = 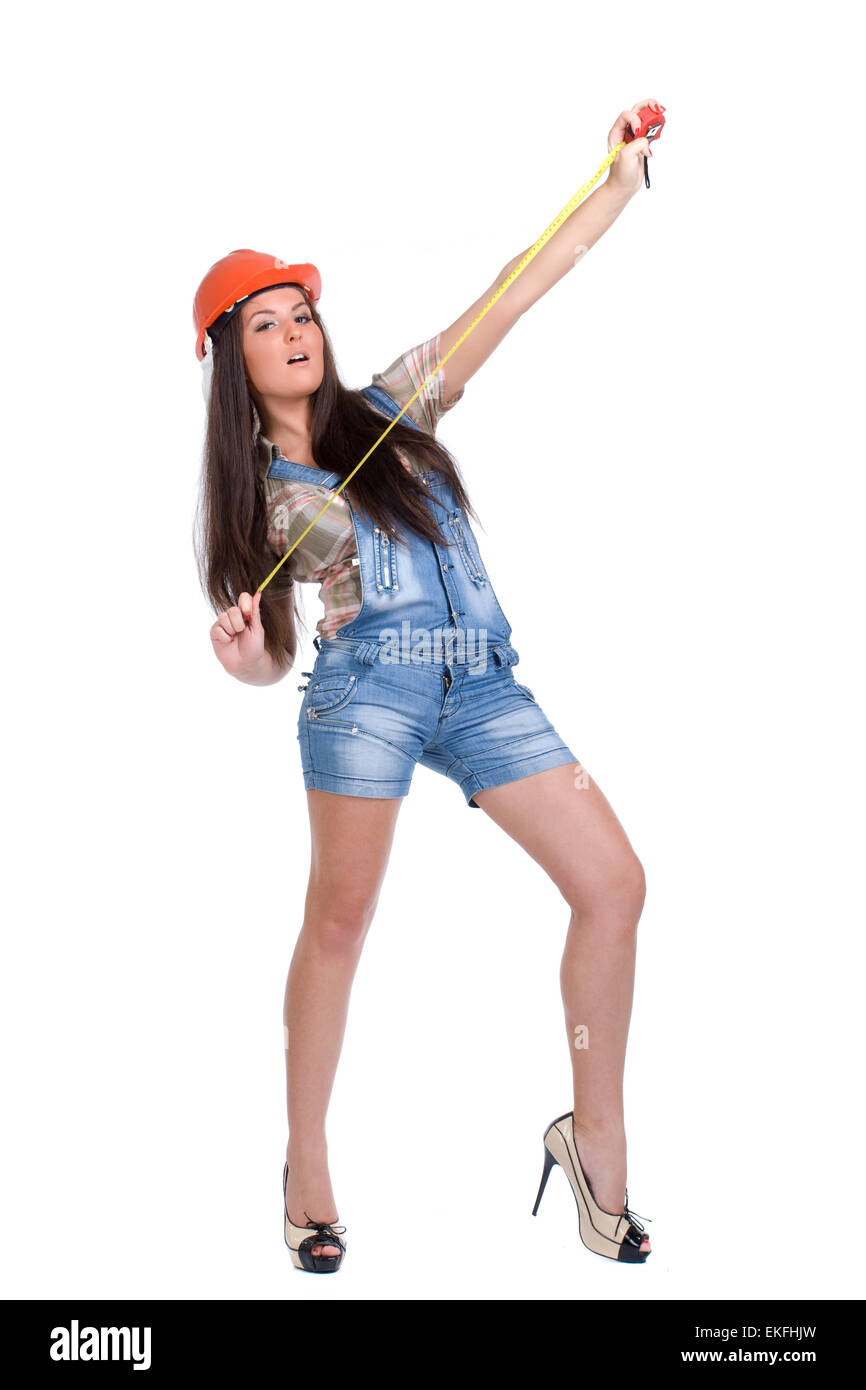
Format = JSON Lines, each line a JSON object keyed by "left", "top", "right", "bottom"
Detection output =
{"left": 2, "top": 0, "right": 863, "bottom": 1303}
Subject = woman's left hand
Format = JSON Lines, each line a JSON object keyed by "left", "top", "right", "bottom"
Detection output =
{"left": 605, "top": 97, "right": 664, "bottom": 200}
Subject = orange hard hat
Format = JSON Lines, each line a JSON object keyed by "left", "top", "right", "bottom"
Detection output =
{"left": 192, "top": 249, "right": 321, "bottom": 360}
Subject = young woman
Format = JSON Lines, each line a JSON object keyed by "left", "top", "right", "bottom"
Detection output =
{"left": 194, "top": 98, "right": 662, "bottom": 1273}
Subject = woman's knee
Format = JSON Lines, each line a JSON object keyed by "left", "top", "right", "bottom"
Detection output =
{"left": 568, "top": 851, "right": 647, "bottom": 925}
{"left": 626, "top": 854, "right": 647, "bottom": 916}
{"left": 303, "top": 895, "right": 378, "bottom": 951}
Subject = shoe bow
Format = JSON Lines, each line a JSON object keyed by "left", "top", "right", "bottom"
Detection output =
{"left": 301, "top": 1212, "right": 347, "bottom": 1238}
{"left": 623, "top": 1188, "right": 652, "bottom": 1233}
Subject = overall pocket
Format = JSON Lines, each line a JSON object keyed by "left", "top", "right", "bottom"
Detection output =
{"left": 305, "top": 671, "right": 360, "bottom": 720}
{"left": 447, "top": 511, "right": 487, "bottom": 585}
{"left": 372, "top": 526, "right": 399, "bottom": 592}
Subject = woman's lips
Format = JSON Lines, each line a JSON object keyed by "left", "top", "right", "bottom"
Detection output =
{"left": 287, "top": 357, "right": 310, "bottom": 366}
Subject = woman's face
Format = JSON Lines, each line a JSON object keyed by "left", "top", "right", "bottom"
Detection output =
{"left": 240, "top": 285, "right": 324, "bottom": 403}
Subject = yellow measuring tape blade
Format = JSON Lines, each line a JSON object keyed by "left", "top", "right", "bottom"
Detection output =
{"left": 257, "top": 140, "right": 628, "bottom": 595}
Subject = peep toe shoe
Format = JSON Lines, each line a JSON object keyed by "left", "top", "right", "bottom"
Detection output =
{"left": 282, "top": 1161, "right": 347, "bottom": 1273}
{"left": 531, "top": 1111, "right": 652, "bottom": 1263}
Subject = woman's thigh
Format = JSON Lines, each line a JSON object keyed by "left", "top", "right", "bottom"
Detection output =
{"left": 303, "top": 788, "right": 404, "bottom": 923}
{"left": 471, "top": 762, "right": 646, "bottom": 915}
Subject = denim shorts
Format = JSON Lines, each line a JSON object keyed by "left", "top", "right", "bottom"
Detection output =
{"left": 297, "top": 640, "right": 579, "bottom": 808}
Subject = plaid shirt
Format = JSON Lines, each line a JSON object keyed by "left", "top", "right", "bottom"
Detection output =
{"left": 256, "top": 332, "right": 464, "bottom": 638}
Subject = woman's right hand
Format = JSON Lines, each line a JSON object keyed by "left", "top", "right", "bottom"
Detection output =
{"left": 210, "top": 590, "right": 267, "bottom": 678}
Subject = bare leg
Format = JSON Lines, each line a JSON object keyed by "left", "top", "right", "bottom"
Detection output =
{"left": 473, "top": 762, "right": 650, "bottom": 1253}
{"left": 284, "top": 788, "right": 403, "bottom": 1256}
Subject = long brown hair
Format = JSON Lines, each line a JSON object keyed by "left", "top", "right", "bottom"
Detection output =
{"left": 192, "top": 284, "right": 482, "bottom": 672}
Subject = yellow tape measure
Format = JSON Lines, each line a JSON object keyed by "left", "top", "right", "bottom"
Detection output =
{"left": 257, "top": 138, "right": 630, "bottom": 596}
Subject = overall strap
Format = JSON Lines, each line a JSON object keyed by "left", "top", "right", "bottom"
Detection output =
{"left": 360, "top": 384, "right": 424, "bottom": 432}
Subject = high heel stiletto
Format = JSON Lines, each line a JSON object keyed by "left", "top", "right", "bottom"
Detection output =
{"left": 282, "top": 1161, "right": 347, "bottom": 1273}
{"left": 531, "top": 1111, "right": 652, "bottom": 1263}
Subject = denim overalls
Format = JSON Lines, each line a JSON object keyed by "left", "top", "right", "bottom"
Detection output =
{"left": 267, "top": 385, "right": 578, "bottom": 807}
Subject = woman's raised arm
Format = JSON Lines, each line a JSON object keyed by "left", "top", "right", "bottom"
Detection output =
{"left": 438, "top": 97, "right": 661, "bottom": 400}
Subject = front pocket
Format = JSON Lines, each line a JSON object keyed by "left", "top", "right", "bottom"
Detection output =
{"left": 305, "top": 672, "right": 359, "bottom": 718}
{"left": 447, "top": 512, "right": 487, "bottom": 585}
{"left": 372, "top": 526, "right": 399, "bottom": 592}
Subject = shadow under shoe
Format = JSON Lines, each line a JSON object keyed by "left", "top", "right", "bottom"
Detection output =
{"left": 283, "top": 1161, "right": 347, "bottom": 1273}
{"left": 531, "top": 1111, "right": 652, "bottom": 1263}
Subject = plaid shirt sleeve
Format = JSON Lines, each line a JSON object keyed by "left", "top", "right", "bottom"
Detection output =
{"left": 370, "top": 331, "right": 464, "bottom": 436}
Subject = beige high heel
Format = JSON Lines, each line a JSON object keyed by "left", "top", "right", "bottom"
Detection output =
{"left": 283, "top": 1161, "right": 347, "bottom": 1273}
{"left": 531, "top": 1111, "right": 652, "bottom": 1263}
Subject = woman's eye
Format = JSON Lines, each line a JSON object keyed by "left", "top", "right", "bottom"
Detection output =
{"left": 255, "top": 314, "right": 310, "bottom": 332}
